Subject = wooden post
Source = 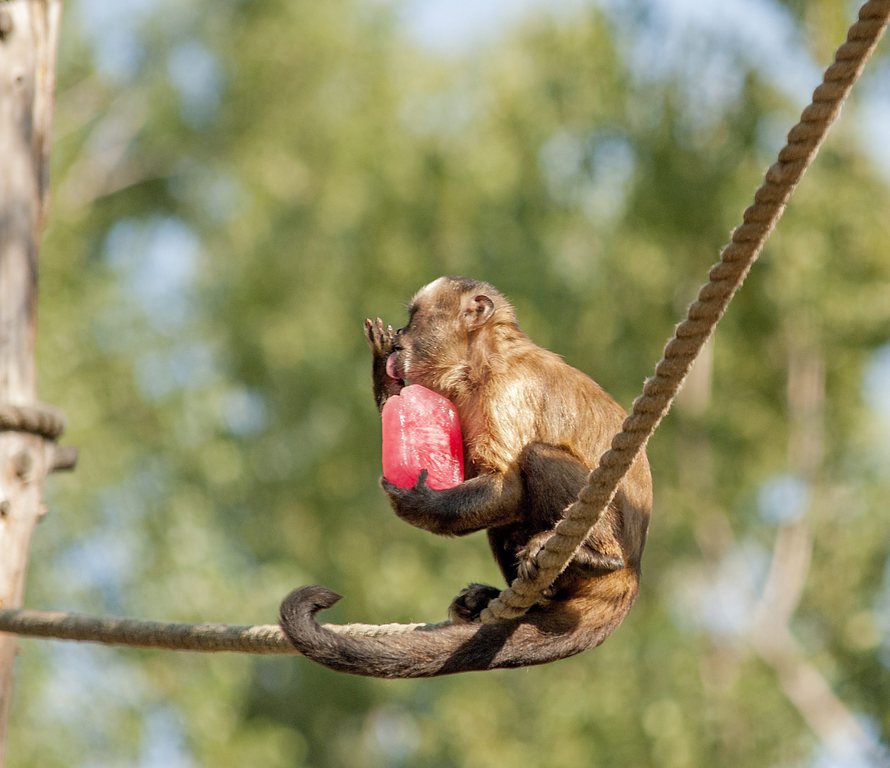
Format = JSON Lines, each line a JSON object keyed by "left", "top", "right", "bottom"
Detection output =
{"left": 0, "top": 1, "right": 63, "bottom": 763}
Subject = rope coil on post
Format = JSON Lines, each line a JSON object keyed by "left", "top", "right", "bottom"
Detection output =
{"left": 0, "top": 402, "right": 66, "bottom": 440}
{"left": 479, "top": 0, "right": 890, "bottom": 623}
{"left": 0, "top": 0, "right": 885, "bottom": 653}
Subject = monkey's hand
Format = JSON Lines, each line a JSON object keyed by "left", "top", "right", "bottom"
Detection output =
{"left": 364, "top": 317, "right": 395, "bottom": 359}
{"left": 382, "top": 469, "right": 522, "bottom": 536}
{"left": 381, "top": 470, "right": 441, "bottom": 530}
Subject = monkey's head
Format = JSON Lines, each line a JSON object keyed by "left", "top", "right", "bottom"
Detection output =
{"left": 388, "top": 277, "right": 518, "bottom": 397}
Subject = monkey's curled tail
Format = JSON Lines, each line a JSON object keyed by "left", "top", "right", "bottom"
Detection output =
{"left": 279, "top": 575, "right": 638, "bottom": 678}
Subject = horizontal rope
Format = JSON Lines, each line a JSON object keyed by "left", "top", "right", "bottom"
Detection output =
{"left": 0, "top": 402, "right": 66, "bottom": 440}
{"left": 0, "top": 608, "right": 444, "bottom": 653}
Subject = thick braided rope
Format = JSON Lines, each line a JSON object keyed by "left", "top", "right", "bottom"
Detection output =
{"left": 0, "top": 402, "right": 66, "bottom": 440}
{"left": 480, "top": 0, "right": 890, "bottom": 623}
{"left": 0, "top": 608, "right": 443, "bottom": 653}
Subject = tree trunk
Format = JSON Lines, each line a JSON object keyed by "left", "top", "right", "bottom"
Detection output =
{"left": 0, "top": 2, "right": 62, "bottom": 763}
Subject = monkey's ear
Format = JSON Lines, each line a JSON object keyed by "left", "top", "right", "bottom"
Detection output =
{"left": 462, "top": 294, "right": 495, "bottom": 330}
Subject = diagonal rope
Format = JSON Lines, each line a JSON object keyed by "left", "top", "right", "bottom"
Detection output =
{"left": 0, "top": 0, "right": 886, "bottom": 653}
{"left": 479, "top": 0, "right": 890, "bottom": 623}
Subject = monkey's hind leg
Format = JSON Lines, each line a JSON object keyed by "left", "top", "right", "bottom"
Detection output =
{"left": 517, "top": 443, "right": 625, "bottom": 591}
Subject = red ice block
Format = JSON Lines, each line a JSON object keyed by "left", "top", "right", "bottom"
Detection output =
{"left": 381, "top": 385, "right": 464, "bottom": 490}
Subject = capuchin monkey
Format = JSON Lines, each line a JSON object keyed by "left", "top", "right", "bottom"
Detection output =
{"left": 279, "top": 277, "right": 652, "bottom": 678}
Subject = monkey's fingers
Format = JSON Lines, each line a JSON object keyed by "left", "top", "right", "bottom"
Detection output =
{"left": 380, "top": 469, "right": 429, "bottom": 496}
{"left": 414, "top": 469, "right": 430, "bottom": 491}
{"left": 516, "top": 531, "right": 549, "bottom": 582}
{"left": 380, "top": 473, "right": 441, "bottom": 531}
{"left": 364, "top": 317, "right": 396, "bottom": 356}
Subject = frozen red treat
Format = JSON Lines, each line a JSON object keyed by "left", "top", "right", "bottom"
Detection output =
{"left": 381, "top": 385, "right": 464, "bottom": 490}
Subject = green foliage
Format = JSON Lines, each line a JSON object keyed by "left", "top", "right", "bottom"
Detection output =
{"left": 8, "top": 0, "right": 890, "bottom": 765}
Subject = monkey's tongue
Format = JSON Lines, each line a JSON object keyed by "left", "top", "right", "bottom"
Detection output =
{"left": 385, "top": 352, "right": 400, "bottom": 381}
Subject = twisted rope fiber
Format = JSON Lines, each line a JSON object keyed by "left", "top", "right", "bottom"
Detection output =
{"left": 479, "top": 0, "right": 890, "bottom": 623}
{"left": 0, "top": 0, "right": 886, "bottom": 653}
{"left": 0, "top": 608, "right": 443, "bottom": 654}
{"left": 0, "top": 402, "right": 66, "bottom": 440}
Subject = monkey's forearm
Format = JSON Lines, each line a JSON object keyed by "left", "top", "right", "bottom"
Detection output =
{"left": 384, "top": 472, "right": 522, "bottom": 536}
{"left": 371, "top": 355, "right": 402, "bottom": 412}
{"left": 365, "top": 317, "right": 402, "bottom": 412}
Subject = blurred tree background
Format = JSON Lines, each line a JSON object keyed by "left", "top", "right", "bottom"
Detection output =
{"left": 6, "top": 0, "right": 890, "bottom": 765}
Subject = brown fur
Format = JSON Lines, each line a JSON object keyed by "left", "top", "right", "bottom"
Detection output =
{"left": 280, "top": 277, "right": 652, "bottom": 677}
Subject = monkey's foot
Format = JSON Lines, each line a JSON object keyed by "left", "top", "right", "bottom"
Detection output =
{"left": 364, "top": 317, "right": 395, "bottom": 358}
{"left": 448, "top": 583, "right": 501, "bottom": 624}
{"left": 519, "top": 530, "right": 624, "bottom": 596}
{"left": 516, "top": 532, "right": 559, "bottom": 600}
{"left": 517, "top": 531, "right": 549, "bottom": 583}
